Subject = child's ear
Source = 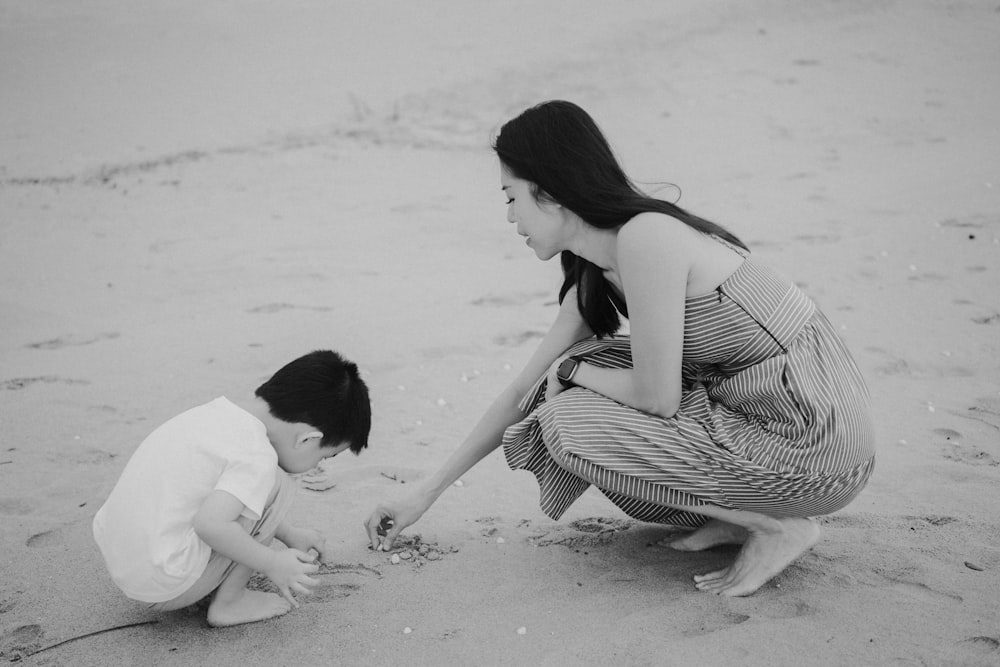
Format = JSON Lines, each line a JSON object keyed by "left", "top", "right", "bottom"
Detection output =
{"left": 295, "top": 430, "right": 324, "bottom": 449}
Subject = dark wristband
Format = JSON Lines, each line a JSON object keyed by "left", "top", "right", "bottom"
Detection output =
{"left": 556, "top": 355, "right": 585, "bottom": 387}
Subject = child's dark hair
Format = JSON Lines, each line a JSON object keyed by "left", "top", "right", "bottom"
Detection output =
{"left": 255, "top": 350, "right": 371, "bottom": 454}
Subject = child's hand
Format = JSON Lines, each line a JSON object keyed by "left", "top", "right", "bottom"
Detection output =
{"left": 266, "top": 549, "right": 320, "bottom": 607}
{"left": 280, "top": 526, "right": 328, "bottom": 562}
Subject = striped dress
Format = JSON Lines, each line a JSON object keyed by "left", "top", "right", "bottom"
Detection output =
{"left": 502, "top": 257, "right": 876, "bottom": 528}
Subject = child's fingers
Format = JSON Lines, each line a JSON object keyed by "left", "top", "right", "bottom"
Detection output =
{"left": 291, "top": 579, "right": 317, "bottom": 596}
{"left": 278, "top": 586, "right": 300, "bottom": 608}
{"left": 312, "top": 537, "right": 328, "bottom": 561}
{"left": 292, "top": 548, "right": 317, "bottom": 564}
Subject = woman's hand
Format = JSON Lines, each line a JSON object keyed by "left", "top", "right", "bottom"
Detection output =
{"left": 544, "top": 356, "right": 570, "bottom": 403}
{"left": 364, "top": 490, "right": 435, "bottom": 552}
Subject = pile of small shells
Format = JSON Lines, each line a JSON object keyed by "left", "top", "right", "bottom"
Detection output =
{"left": 385, "top": 534, "right": 457, "bottom": 567}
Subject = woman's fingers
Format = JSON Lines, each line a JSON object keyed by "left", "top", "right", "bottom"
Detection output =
{"left": 365, "top": 509, "right": 391, "bottom": 550}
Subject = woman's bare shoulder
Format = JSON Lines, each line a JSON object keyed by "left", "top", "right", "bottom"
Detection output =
{"left": 618, "top": 213, "right": 702, "bottom": 256}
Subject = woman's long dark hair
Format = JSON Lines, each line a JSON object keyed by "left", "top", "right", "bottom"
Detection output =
{"left": 493, "top": 100, "right": 747, "bottom": 338}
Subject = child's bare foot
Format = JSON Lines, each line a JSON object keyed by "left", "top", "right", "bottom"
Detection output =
{"left": 660, "top": 519, "right": 747, "bottom": 551}
{"left": 207, "top": 589, "right": 292, "bottom": 627}
{"left": 693, "top": 517, "right": 820, "bottom": 597}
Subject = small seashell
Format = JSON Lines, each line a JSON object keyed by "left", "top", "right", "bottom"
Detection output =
{"left": 516, "top": 627, "right": 527, "bottom": 635}
{"left": 403, "top": 627, "right": 412, "bottom": 634}
{"left": 399, "top": 551, "right": 413, "bottom": 560}
{"left": 496, "top": 537, "right": 505, "bottom": 544}
{"left": 390, "top": 553, "right": 400, "bottom": 565}
{"left": 453, "top": 479, "right": 464, "bottom": 487}
{"left": 965, "top": 561, "right": 984, "bottom": 571}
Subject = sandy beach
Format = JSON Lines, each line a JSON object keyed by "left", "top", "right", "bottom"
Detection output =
{"left": 2, "top": 1, "right": 999, "bottom": 664}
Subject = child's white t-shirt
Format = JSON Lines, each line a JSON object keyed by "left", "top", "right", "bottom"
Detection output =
{"left": 92, "top": 397, "right": 277, "bottom": 603}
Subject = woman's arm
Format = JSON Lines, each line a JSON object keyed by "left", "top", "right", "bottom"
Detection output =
{"left": 365, "top": 291, "right": 592, "bottom": 549}
{"left": 565, "top": 215, "right": 690, "bottom": 418}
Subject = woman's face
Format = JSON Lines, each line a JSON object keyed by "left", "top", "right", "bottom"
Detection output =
{"left": 499, "top": 168, "right": 567, "bottom": 261}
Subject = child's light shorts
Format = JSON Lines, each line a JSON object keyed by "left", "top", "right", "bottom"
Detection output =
{"left": 148, "top": 472, "right": 296, "bottom": 612}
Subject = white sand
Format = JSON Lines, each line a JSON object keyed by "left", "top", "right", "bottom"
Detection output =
{"left": 2, "top": 1, "right": 999, "bottom": 664}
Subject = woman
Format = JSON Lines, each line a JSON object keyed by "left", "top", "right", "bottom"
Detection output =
{"left": 365, "top": 101, "right": 875, "bottom": 596}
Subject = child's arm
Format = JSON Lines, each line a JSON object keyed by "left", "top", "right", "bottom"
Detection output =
{"left": 193, "top": 490, "right": 319, "bottom": 606}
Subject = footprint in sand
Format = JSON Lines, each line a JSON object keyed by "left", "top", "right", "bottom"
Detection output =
{"left": 0, "top": 624, "right": 45, "bottom": 662}
{"left": 26, "top": 529, "right": 64, "bottom": 549}
{"left": 470, "top": 291, "right": 550, "bottom": 307}
{"left": 934, "top": 428, "right": 998, "bottom": 467}
{"left": 530, "top": 517, "right": 636, "bottom": 549}
{"left": 792, "top": 233, "right": 840, "bottom": 245}
{"left": 938, "top": 214, "right": 996, "bottom": 230}
{"left": 864, "top": 346, "right": 915, "bottom": 377}
{"left": 492, "top": 330, "right": 545, "bottom": 347}
{"left": 245, "top": 303, "right": 333, "bottom": 314}
{"left": 2, "top": 376, "right": 90, "bottom": 391}
{"left": 957, "top": 636, "right": 1000, "bottom": 658}
{"left": 26, "top": 332, "right": 120, "bottom": 350}
{"left": 678, "top": 611, "right": 751, "bottom": 638}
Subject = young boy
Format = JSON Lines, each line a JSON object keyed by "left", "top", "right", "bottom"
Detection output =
{"left": 92, "top": 349, "right": 371, "bottom": 627}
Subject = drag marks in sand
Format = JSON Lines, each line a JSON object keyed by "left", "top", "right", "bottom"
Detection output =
{"left": 249, "top": 562, "right": 382, "bottom": 605}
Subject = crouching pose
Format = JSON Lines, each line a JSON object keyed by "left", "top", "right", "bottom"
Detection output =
{"left": 365, "top": 101, "right": 875, "bottom": 596}
{"left": 94, "top": 350, "right": 371, "bottom": 625}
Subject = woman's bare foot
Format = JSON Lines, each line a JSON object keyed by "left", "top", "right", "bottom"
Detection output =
{"left": 660, "top": 519, "right": 748, "bottom": 551}
{"left": 207, "top": 589, "right": 292, "bottom": 627}
{"left": 693, "top": 517, "right": 820, "bottom": 597}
